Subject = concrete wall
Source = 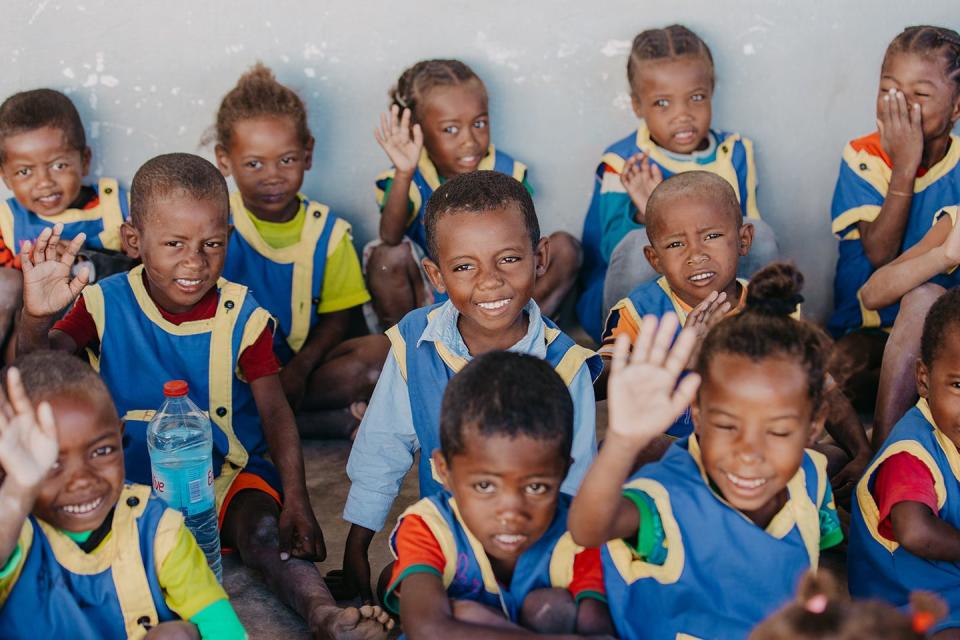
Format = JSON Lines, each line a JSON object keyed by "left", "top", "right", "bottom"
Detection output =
{"left": 1, "top": 0, "right": 957, "bottom": 319}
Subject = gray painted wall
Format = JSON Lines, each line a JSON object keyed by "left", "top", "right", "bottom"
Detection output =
{"left": 1, "top": 0, "right": 957, "bottom": 320}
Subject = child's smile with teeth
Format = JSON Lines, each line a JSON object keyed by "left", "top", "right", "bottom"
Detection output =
{"left": 689, "top": 271, "right": 715, "bottom": 282}
{"left": 477, "top": 298, "right": 510, "bottom": 311}
{"left": 60, "top": 496, "right": 104, "bottom": 515}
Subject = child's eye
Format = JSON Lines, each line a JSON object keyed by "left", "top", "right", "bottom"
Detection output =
{"left": 245, "top": 160, "right": 262, "bottom": 169}
{"left": 526, "top": 483, "right": 548, "bottom": 495}
{"left": 452, "top": 263, "right": 474, "bottom": 272}
{"left": 165, "top": 240, "right": 184, "bottom": 248}
{"left": 474, "top": 481, "right": 495, "bottom": 494}
{"left": 705, "top": 233, "right": 722, "bottom": 240}
{"left": 499, "top": 256, "right": 521, "bottom": 264}
{"left": 280, "top": 156, "right": 295, "bottom": 165}
{"left": 15, "top": 168, "right": 29, "bottom": 177}
{"left": 713, "top": 423, "right": 736, "bottom": 431}
{"left": 92, "top": 445, "right": 115, "bottom": 457}
{"left": 51, "top": 162, "right": 69, "bottom": 170}
{"left": 653, "top": 98, "right": 669, "bottom": 108}
{"left": 768, "top": 431, "right": 792, "bottom": 438}
{"left": 691, "top": 94, "right": 706, "bottom": 103}
{"left": 443, "top": 125, "right": 460, "bottom": 135}
{"left": 473, "top": 119, "right": 488, "bottom": 129}
{"left": 666, "top": 241, "right": 683, "bottom": 249}
{"left": 205, "top": 241, "right": 224, "bottom": 249}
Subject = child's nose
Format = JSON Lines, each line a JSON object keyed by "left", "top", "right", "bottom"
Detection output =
{"left": 477, "top": 266, "right": 505, "bottom": 289}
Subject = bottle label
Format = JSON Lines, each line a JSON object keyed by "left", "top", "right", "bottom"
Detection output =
{"left": 151, "top": 460, "right": 216, "bottom": 516}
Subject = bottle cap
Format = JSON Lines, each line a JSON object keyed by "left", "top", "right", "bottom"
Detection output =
{"left": 163, "top": 380, "right": 189, "bottom": 397}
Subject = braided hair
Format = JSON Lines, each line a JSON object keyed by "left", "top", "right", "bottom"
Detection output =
{"left": 389, "top": 59, "right": 485, "bottom": 121}
{"left": 627, "top": 25, "right": 715, "bottom": 93}
{"left": 884, "top": 25, "right": 960, "bottom": 96}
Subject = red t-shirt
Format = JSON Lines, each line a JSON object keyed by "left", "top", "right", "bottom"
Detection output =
{"left": 870, "top": 452, "right": 939, "bottom": 541}
{"left": 53, "top": 278, "right": 279, "bottom": 381}
{"left": 388, "top": 514, "right": 605, "bottom": 602}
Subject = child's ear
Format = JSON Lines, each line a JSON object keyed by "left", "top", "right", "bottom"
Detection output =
{"left": 690, "top": 396, "right": 703, "bottom": 437}
{"left": 642, "top": 244, "right": 662, "bottom": 274}
{"left": 422, "top": 257, "right": 446, "bottom": 294}
{"left": 950, "top": 91, "right": 960, "bottom": 127}
{"left": 304, "top": 136, "right": 315, "bottom": 171}
{"left": 214, "top": 144, "right": 232, "bottom": 177}
{"left": 120, "top": 221, "right": 141, "bottom": 259}
{"left": 432, "top": 450, "right": 451, "bottom": 490}
{"left": 916, "top": 358, "right": 931, "bottom": 399}
{"left": 737, "top": 221, "right": 755, "bottom": 257}
{"left": 80, "top": 146, "right": 92, "bottom": 177}
{"left": 534, "top": 237, "right": 550, "bottom": 278}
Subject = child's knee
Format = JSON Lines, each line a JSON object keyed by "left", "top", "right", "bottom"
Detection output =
{"left": 547, "top": 231, "right": 583, "bottom": 272}
{"left": 520, "top": 587, "right": 576, "bottom": 634}
{"left": 900, "top": 282, "right": 945, "bottom": 318}
{"left": 367, "top": 242, "right": 416, "bottom": 280}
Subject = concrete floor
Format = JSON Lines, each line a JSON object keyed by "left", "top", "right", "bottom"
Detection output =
{"left": 225, "top": 440, "right": 419, "bottom": 639}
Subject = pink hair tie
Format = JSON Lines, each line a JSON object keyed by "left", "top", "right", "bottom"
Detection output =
{"left": 804, "top": 594, "right": 828, "bottom": 614}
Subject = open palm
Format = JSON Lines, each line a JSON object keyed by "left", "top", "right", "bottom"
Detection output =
{"left": 21, "top": 225, "right": 89, "bottom": 317}
{"left": 607, "top": 314, "right": 701, "bottom": 444}
{"left": 0, "top": 368, "right": 58, "bottom": 493}
{"left": 943, "top": 215, "right": 960, "bottom": 266}
{"left": 374, "top": 105, "right": 423, "bottom": 174}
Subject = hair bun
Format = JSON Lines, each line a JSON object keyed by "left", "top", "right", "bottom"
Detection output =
{"left": 745, "top": 262, "right": 804, "bottom": 317}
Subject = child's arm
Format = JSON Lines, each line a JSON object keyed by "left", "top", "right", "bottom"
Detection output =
{"left": 375, "top": 106, "right": 423, "bottom": 245}
{"left": 890, "top": 500, "right": 960, "bottom": 561}
{"left": 858, "top": 90, "right": 924, "bottom": 267}
{"left": 0, "top": 368, "right": 59, "bottom": 568}
{"left": 860, "top": 214, "right": 955, "bottom": 310}
{"left": 279, "top": 309, "right": 350, "bottom": 410}
{"left": 249, "top": 374, "right": 325, "bottom": 560}
{"left": 16, "top": 225, "right": 86, "bottom": 355}
{"left": 569, "top": 314, "right": 700, "bottom": 548}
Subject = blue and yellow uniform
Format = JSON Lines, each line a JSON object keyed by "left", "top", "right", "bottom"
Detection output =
{"left": 600, "top": 277, "right": 749, "bottom": 437}
{"left": 829, "top": 132, "right": 960, "bottom": 336}
{"left": 603, "top": 436, "right": 841, "bottom": 640}
{"left": 223, "top": 192, "right": 371, "bottom": 364}
{"left": 385, "top": 302, "right": 602, "bottom": 498}
{"left": 0, "top": 484, "right": 243, "bottom": 639}
{"left": 385, "top": 491, "right": 604, "bottom": 625}
{"left": 577, "top": 123, "right": 761, "bottom": 341}
{"left": 849, "top": 399, "right": 960, "bottom": 634}
{"left": 375, "top": 145, "right": 528, "bottom": 255}
{"left": 0, "top": 178, "right": 127, "bottom": 255}
{"left": 81, "top": 265, "right": 279, "bottom": 508}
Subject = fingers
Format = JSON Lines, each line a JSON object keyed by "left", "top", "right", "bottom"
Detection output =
{"left": 36, "top": 401, "right": 57, "bottom": 444}
{"left": 4, "top": 368, "right": 36, "bottom": 425}
{"left": 665, "top": 325, "right": 698, "bottom": 377}
{"left": 411, "top": 122, "right": 423, "bottom": 149}
{"left": 59, "top": 233, "right": 85, "bottom": 266}
{"left": 650, "top": 162, "right": 664, "bottom": 184}
{"left": 278, "top": 520, "right": 293, "bottom": 561}
{"left": 609, "top": 333, "right": 631, "bottom": 378}
{"left": 67, "top": 268, "right": 91, "bottom": 298}
{"left": 398, "top": 105, "right": 412, "bottom": 136}
{"left": 646, "top": 313, "right": 680, "bottom": 369}
{"left": 629, "top": 313, "right": 661, "bottom": 366}
{"left": 45, "top": 224, "right": 63, "bottom": 263}
{"left": 31, "top": 227, "right": 53, "bottom": 265}
{"left": 672, "top": 371, "right": 702, "bottom": 412}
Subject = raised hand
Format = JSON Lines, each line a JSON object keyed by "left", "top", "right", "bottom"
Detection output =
{"left": 21, "top": 224, "right": 89, "bottom": 318}
{"left": 683, "top": 290, "right": 731, "bottom": 366}
{"left": 620, "top": 152, "right": 664, "bottom": 225}
{"left": 0, "top": 367, "right": 58, "bottom": 497}
{"left": 877, "top": 88, "right": 923, "bottom": 178}
{"left": 374, "top": 105, "right": 423, "bottom": 175}
{"left": 607, "top": 314, "right": 700, "bottom": 445}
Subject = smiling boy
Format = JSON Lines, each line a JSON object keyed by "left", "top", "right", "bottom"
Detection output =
{"left": 338, "top": 171, "right": 601, "bottom": 603}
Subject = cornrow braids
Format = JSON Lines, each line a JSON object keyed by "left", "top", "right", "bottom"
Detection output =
{"left": 389, "top": 59, "right": 486, "bottom": 121}
{"left": 885, "top": 25, "right": 960, "bottom": 94}
{"left": 696, "top": 263, "right": 829, "bottom": 412}
{"left": 627, "top": 24, "right": 715, "bottom": 92}
{"left": 212, "top": 62, "right": 311, "bottom": 149}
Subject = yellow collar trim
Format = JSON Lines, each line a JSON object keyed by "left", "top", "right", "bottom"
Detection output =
{"left": 416, "top": 145, "right": 498, "bottom": 191}
{"left": 126, "top": 265, "right": 220, "bottom": 335}
{"left": 916, "top": 398, "right": 960, "bottom": 481}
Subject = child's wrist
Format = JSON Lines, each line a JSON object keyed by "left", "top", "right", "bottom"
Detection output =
{"left": 603, "top": 431, "right": 652, "bottom": 460}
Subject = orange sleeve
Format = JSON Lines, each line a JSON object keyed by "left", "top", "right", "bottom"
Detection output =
{"left": 384, "top": 514, "right": 447, "bottom": 614}
{"left": 568, "top": 547, "right": 606, "bottom": 602}
{"left": 598, "top": 307, "right": 640, "bottom": 357}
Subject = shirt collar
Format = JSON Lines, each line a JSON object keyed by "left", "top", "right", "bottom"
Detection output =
{"left": 417, "top": 299, "right": 546, "bottom": 359}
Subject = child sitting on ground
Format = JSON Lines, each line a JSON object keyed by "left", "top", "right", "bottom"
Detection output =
{"left": 16, "top": 153, "right": 392, "bottom": 639}
{"left": 600, "top": 173, "right": 870, "bottom": 498}
{"left": 849, "top": 287, "right": 960, "bottom": 638}
{"left": 386, "top": 351, "right": 613, "bottom": 638}
{"left": 827, "top": 26, "right": 960, "bottom": 442}
{"left": 578, "top": 24, "right": 778, "bottom": 340}
{"left": 212, "top": 62, "right": 389, "bottom": 439}
{"left": 0, "top": 351, "right": 245, "bottom": 638}
{"left": 0, "top": 88, "right": 132, "bottom": 359}
{"left": 569, "top": 274, "right": 844, "bottom": 639}
{"left": 366, "top": 59, "right": 581, "bottom": 329}
{"left": 336, "top": 171, "right": 602, "bottom": 604}
{"left": 751, "top": 570, "right": 946, "bottom": 640}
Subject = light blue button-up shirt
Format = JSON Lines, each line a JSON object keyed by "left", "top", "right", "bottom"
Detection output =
{"left": 343, "top": 300, "right": 599, "bottom": 531}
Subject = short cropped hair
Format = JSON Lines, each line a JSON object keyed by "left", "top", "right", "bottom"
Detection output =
{"left": 9, "top": 351, "right": 112, "bottom": 406}
{"left": 439, "top": 351, "right": 573, "bottom": 462}
{"left": 424, "top": 170, "right": 539, "bottom": 261}
{"left": 0, "top": 89, "right": 86, "bottom": 163}
{"left": 921, "top": 288, "right": 960, "bottom": 367}
{"left": 129, "top": 153, "right": 229, "bottom": 229}
{"left": 645, "top": 171, "right": 741, "bottom": 243}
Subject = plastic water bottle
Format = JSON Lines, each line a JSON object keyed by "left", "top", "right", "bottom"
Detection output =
{"left": 147, "top": 380, "right": 222, "bottom": 582}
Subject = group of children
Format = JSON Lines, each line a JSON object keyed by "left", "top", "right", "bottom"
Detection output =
{"left": 0, "top": 17, "right": 959, "bottom": 640}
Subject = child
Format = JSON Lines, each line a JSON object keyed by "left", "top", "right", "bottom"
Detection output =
{"left": 0, "top": 88, "right": 131, "bottom": 359}
{"left": 0, "top": 351, "right": 245, "bottom": 638}
{"left": 577, "top": 24, "right": 779, "bottom": 341}
{"left": 751, "top": 570, "right": 946, "bottom": 640}
{"left": 16, "top": 154, "right": 393, "bottom": 639}
{"left": 366, "top": 59, "right": 581, "bottom": 329}
{"left": 212, "top": 63, "right": 389, "bottom": 438}
{"left": 827, "top": 26, "right": 960, "bottom": 439}
{"left": 849, "top": 287, "right": 960, "bottom": 637}
{"left": 337, "top": 171, "right": 602, "bottom": 604}
{"left": 600, "top": 174, "right": 870, "bottom": 494}
{"left": 386, "top": 351, "right": 612, "bottom": 638}
{"left": 569, "top": 273, "right": 844, "bottom": 640}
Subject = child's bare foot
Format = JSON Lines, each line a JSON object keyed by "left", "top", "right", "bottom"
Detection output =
{"left": 309, "top": 604, "right": 394, "bottom": 640}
